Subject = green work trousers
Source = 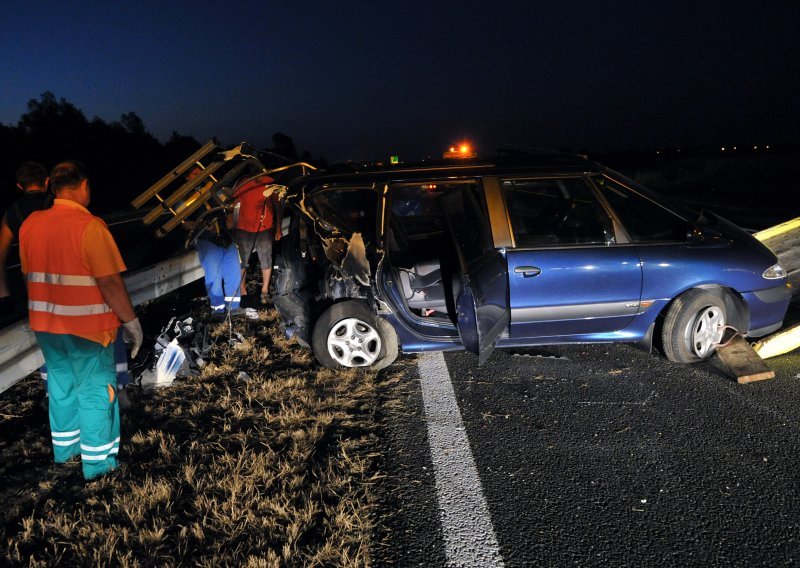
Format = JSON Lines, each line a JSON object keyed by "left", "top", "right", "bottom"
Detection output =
{"left": 35, "top": 331, "right": 120, "bottom": 480}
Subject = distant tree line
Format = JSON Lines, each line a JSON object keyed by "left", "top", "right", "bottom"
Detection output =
{"left": 0, "top": 92, "right": 323, "bottom": 214}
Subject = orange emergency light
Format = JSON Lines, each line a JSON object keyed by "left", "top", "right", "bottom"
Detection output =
{"left": 443, "top": 142, "right": 476, "bottom": 159}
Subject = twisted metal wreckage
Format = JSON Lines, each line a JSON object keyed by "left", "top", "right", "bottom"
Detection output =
{"left": 130, "top": 140, "right": 378, "bottom": 386}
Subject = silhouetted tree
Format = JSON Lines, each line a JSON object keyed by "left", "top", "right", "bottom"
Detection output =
{"left": 1, "top": 93, "right": 201, "bottom": 214}
{"left": 271, "top": 132, "right": 298, "bottom": 161}
{"left": 19, "top": 92, "right": 88, "bottom": 135}
{"left": 164, "top": 131, "right": 201, "bottom": 162}
{"left": 1, "top": 93, "right": 326, "bottom": 216}
{"left": 121, "top": 112, "right": 146, "bottom": 135}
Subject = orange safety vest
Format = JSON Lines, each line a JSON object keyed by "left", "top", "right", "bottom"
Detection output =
{"left": 20, "top": 203, "right": 121, "bottom": 334}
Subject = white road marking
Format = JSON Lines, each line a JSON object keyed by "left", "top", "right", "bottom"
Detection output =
{"left": 418, "top": 352, "right": 505, "bottom": 567}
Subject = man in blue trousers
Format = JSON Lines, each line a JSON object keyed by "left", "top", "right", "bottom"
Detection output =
{"left": 186, "top": 166, "right": 242, "bottom": 319}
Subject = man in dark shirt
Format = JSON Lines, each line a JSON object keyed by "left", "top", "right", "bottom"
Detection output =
{"left": 0, "top": 162, "right": 53, "bottom": 312}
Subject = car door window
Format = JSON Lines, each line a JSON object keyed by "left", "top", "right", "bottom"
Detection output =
{"left": 438, "top": 183, "right": 491, "bottom": 263}
{"left": 593, "top": 175, "right": 688, "bottom": 243}
{"left": 501, "top": 178, "right": 613, "bottom": 247}
{"left": 388, "top": 181, "right": 483, "bottom": 257}
{"left": 305, "top": 187, "right": 377, "bottom": 241}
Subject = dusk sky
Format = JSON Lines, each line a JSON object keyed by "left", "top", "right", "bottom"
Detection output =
{"left": 1, "top": 1, "right": 798, "bottom": 162}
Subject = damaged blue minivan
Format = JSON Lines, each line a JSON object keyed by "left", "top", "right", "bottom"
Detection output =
{"left": 271, "top": 151, "right": 791, "bottom": 370}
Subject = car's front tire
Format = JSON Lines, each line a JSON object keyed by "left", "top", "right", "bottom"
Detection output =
{"left": 662, "top": 289, "right": 727, "bottom": 363}
{"left": 312, "top": 300, "right": 399, "bottom": 370}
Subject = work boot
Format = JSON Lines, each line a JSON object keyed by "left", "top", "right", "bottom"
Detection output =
{"left": 117, "top": 385, "right": 132, "bottom": 410}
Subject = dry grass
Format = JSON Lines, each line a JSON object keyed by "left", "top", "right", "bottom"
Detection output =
{"left": 0, "top": 306, "right": 409, "bottom": 567}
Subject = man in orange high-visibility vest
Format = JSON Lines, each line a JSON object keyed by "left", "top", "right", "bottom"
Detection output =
{"left": 19, "top": 161, "right": 143, "bottom": 481}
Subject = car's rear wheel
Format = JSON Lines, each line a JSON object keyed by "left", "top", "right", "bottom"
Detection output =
{"left": 312, "top": 300, "right": 399, "bottom": 370}
{"left": 662, "top": 289, "right": 727, "bottom": 363}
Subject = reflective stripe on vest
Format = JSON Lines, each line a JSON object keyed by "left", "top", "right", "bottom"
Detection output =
{"left": 28, "top": 300, "right": 113, "bottom": 317}
{"left": 27, "top": 272, "right": 97, "bottom": 286}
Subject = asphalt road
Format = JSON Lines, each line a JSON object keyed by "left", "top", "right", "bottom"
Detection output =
{"left": 376, "top": 339, "right": 800, "bottom": 566}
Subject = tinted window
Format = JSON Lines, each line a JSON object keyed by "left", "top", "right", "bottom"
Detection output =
{"left": 306, "top": 187, "right": 377, "bottom": 241}
{"left": 501, "top": 177, "right": 612, "bottom": 247}
{"left": 594, "top": 176, "right": 688, "bottom": 243}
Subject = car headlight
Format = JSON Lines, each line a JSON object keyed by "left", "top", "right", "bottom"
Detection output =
{"left": 762, "top": 263, "right": 787, "bottom": 280}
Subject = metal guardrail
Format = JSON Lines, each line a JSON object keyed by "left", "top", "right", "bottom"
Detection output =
{"left": 0, "top": 251, "right": 203, "bottom": 394}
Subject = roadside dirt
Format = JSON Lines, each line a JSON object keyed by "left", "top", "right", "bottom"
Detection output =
{"left": 0, "top": 293, "right": 411, "bottom": 567}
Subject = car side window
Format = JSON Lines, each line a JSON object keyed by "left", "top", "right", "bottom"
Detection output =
{"left": 305, "top": 187, "right": 377, "bottom": 241}
{"left": 388, "top": 181, "right": 484, "bottom": 257}
{"left": 501, "top": 177, "right": 612, "bottom": 247}
{"left": 593, "top": 176, "right": 688, "bottom": 243}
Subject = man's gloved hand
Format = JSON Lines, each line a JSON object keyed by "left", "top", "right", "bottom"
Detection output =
{"left": 122, "top": 317, "right": 143, "bottom": 359}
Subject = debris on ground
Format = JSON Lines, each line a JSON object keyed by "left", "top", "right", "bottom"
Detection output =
{"left": 137, "top": 315, "right": 214, "bottom": 391}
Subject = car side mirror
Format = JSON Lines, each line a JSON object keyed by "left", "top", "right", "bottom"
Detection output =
{"left": 685, "top": 224, "right": 727, "bottom": 247}
{"left": 685, "top": 226, "right": 705, "bottom": 244}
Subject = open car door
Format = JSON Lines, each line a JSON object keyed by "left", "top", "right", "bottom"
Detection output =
{"left": 439, "top": 185, "right": 509, "bottom": 365}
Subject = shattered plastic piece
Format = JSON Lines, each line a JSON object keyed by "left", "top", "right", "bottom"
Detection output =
{"left": 156, "top": 339, "right": 185, "bottom": 385}
{"left": 321, "top": 232, "right": 371, "bottom": 287}
{"left": 341, "top": 232, "right": 370, "bottom": 285}
{"left": 132, "top": 310, "right": 228, "bottom": 390}
{"left": 138, "top": 368, "right": 159, "bottom": 392}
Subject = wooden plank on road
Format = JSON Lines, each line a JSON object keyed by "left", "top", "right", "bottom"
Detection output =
{"left": 716, "top": 329, "right": 775, "bottom": 384}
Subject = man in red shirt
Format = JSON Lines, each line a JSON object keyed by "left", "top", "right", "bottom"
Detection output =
{"left": 231, "top": 173, "right": 281, "bottom": 307}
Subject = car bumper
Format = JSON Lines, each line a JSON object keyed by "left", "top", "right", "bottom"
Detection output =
{"left": 743, "top": 283, "right": 792, "bottom": 337}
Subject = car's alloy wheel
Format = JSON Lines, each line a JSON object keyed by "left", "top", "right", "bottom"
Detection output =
{"left": 312, "top": 300, "right": 399, "bottom": 370}
{"left": 685, "top": 304, "right": 725, "bottom": 358}
{"left": 327, "top": 317, "right": 382, "bottom": 367}
{"left": 663, "top": 289, "right": 727, "bottom": 363}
